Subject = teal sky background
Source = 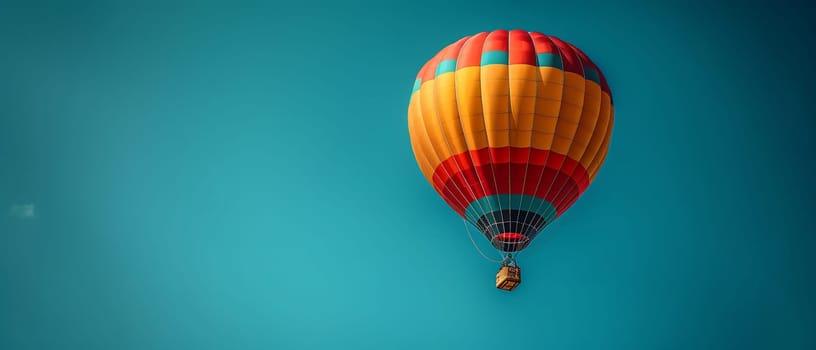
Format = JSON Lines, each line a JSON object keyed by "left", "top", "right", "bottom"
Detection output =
{"left": 2, "top": 1, "right": 815, "bottom": 349}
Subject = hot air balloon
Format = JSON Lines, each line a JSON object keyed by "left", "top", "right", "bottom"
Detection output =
{"left": 407, "top": 30, "right": 614, "bottom": 291}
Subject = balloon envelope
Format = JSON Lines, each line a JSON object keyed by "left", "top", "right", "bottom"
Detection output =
{"left": 407, "top": 30, "right": 614, "bottom": 253}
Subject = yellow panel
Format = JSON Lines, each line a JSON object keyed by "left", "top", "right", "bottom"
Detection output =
{"left": 462, "top": 129, "right": 490, "bottom": 151}
{"left": 588, "top": 107, "right": 614, "bottom": 179}
{"left": 531, "top": 116, "right": 558, "bottom": 134}
{"left": 530, "top": 131, "right": 554, "bottom": 150}
{"left": 535, "top": 69, "right": 582, "bottom": 155}
{"left": 485, "top": 129, "right": 510, "bottom": 148}
{"left": 508, "top": 64, "right": 538, "bottom": 148}
{"left": 580, "top": 83, "right": 602, "bottom": 118}
{"left": 508, "top": 64, "right": 537, "bottom": 85}
{"left": 509, "top": 130, "right": 533, "bottom": 148}
{"left": 551, "top": 135, "right": 573, "bottom": 155}
{"left": 409, "top": 94, "right": 442, "bottom": 168}
{"left": 510, "top": 93, "right": 536, "bottom": 127}
{"left": 554, "top": 120, "right": 580, "bottom": 148}
{"left": 562, "top": 103, "right": 585, "bottom": 123}
{"left": 579, "top": 92, "right": 612, "bottom": 170}
{"left": 407, "top": 113, "right": 429, "bottom": 175}
{"left": 561, "top": 88, "right": 586, "bottom": 111}
{"left": 568, "top": 124, "right": 593, "bottom": 159}
{"left": 410, "top": 138, "right": 435, "bottom": 184}
{"left": 407, "top": 97, "right": 437, "bottom": 183}
{"left": 564, "top": 72, "right": 585, "bottom": 86}
{"left": 536, "top": 81, "right": 563, "bottom": 100}
{"left": 538, "top": 67, "right": 564, "bottom": 84}
{"left": 441, "top": 119, "right": 468, "bottom": 154}
{"left": 480, "top": 65, "right": 510, "bottom": 139}
{"left": 434, "top": 73, "right": 469, "bottom": 155}
{"left": 577, "top": 82, "right": 602, "bottom": 122}
{"left": 534, "top": 98, "right": 562, "bottom": 118}
{"left": 459, "top": 112, "right": 486, "bottom": 131}
{"left": 508, "top": 65, "right": 537, "bottom": 117}
{"left": 574, "top": 121, "right": 597, "bottom": 146}
{"left": 567, "top": 81, "right": 603, "bottom": 161}
{"left": 559, "top": 84, "right": 585, "bottom": 123}
{"left": 511, "top": 109, "right": 535, "bottom": 130}
{"left": 454, "top": 67, "right": 488, "bottom": 152}
{"left": 455, "top": 89, "right": 484, "bottom": 113}
{"left": 418, "top": 82, "right": 456, "bottom": 170}
{"left": 508, "top": 64, "right": 538, "bottom": 100}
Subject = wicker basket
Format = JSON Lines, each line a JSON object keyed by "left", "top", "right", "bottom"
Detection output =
{"left": 496, "top": 266, "right": 521, "bottom": 291}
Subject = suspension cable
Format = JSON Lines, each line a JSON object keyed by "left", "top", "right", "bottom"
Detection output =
{"left": 463, "top": 219, "right": 503, "bottom": 263}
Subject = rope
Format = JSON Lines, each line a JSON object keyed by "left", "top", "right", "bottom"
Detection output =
{"left": 464, "top": 219, "right": 502, "bottom": 263}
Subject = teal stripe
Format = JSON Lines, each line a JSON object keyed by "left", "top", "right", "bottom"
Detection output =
{"left": 464, "top": 194, "right": 557, "bottom": 224}
{"left": 536, "top": 53, "right": 563, "bottom": 69}
{"left": 411, "top": 79, "right": 421, "bottom": 94}
{"left": 435, "top": 59, "right": 457, "bottom": 77}
{"left": 583, "top": 65, "right": 601, "bottom": 84}
{"left": 481, "top": 51, "right": 508, "bottom": 66}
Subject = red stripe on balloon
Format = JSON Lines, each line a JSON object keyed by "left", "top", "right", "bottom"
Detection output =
{"left": 430, "top": 148, "right": 588, "bottom": 216}
{"left": 433, "top": 148, "right": 589, "bottom": 190}
{"left": 456, "top": 32, "right": 489, "bottom": 69}
{"left": 483, "top": 30, "right": 509, "bottom": 52}
{"left": 548, "top": 36, "right": 583, "bottom": 76}
{"left": 529, "top": 32, "right": 557, "bottom": 54}
{"left": 509, "top": 30, "right": 537, "bottom": 65}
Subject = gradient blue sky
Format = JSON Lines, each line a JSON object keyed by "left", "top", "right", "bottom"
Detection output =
{"left": 2, "top": 1, "right": 815, "bottom": 349}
